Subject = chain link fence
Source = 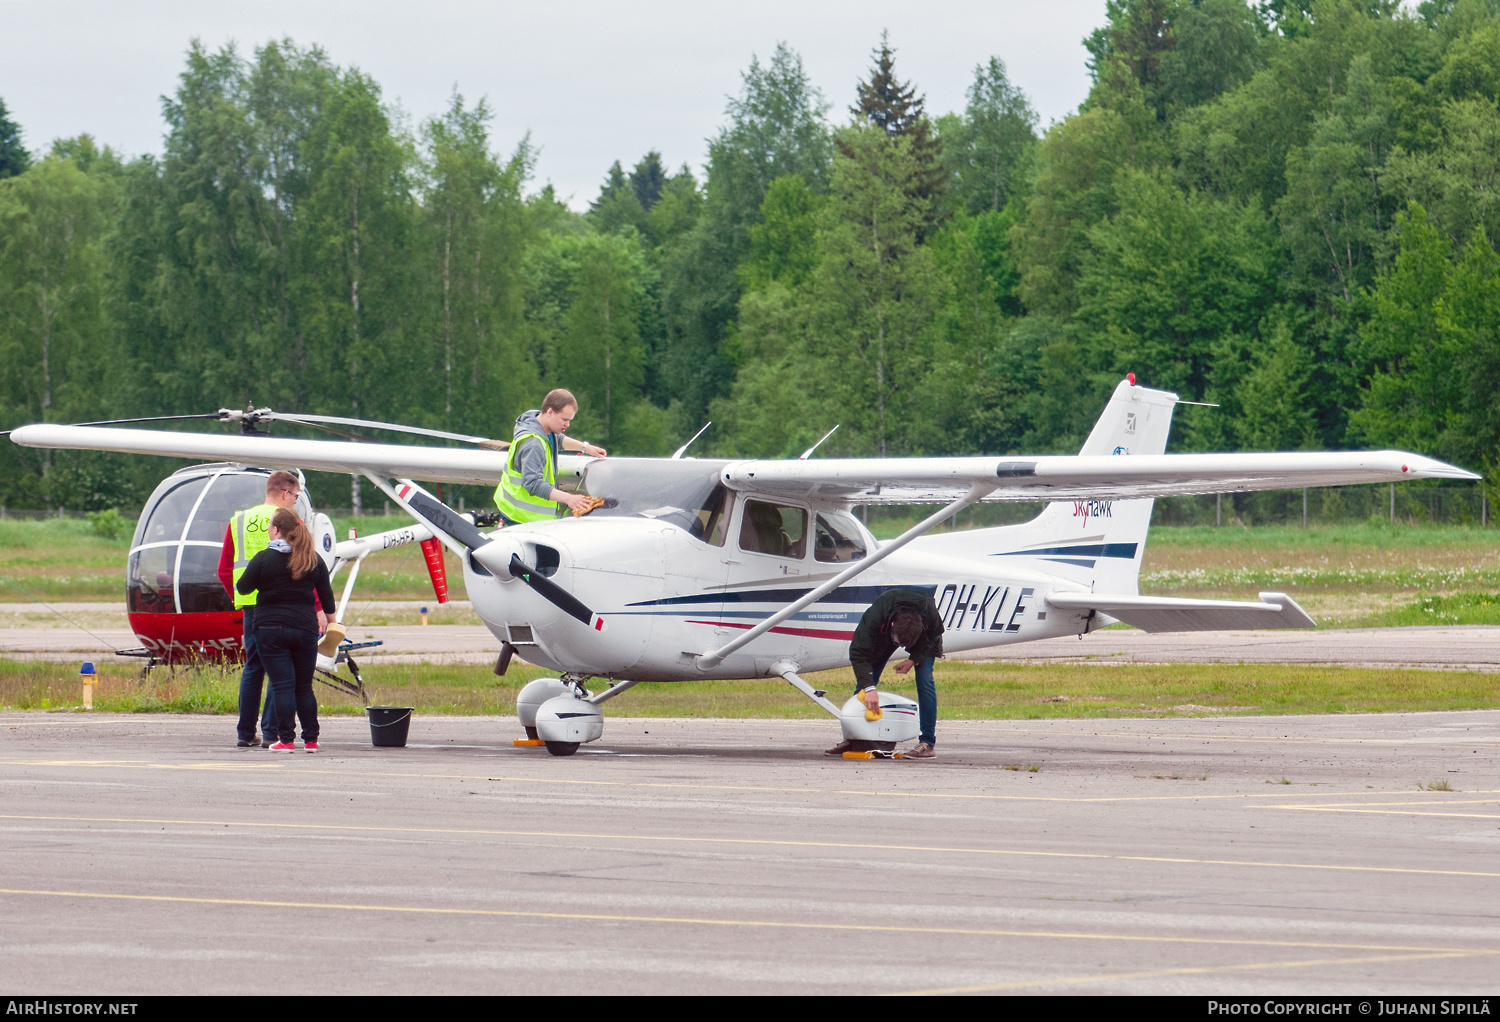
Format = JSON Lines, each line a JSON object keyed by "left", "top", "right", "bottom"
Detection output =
{"left": 1152, "top": 483, "right": 1492, "bottom": 528}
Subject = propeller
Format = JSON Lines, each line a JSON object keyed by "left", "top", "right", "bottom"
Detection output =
{"left": 509, "top": 554, "right": 603, "bottom": 631}
{"left": 402, "top": 490, "right": 604, "bottom": 632}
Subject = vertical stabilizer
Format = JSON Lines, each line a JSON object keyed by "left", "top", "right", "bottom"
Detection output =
{"left": 915, "top": 379, "right": 1178, "bottom": 594}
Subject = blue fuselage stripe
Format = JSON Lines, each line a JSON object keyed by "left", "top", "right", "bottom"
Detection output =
{"left": 991, "top": 543, "right": 1137, "bottom": 560}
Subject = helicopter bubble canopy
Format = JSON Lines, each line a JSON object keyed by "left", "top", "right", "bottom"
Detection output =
{"left": 128, "top": 464, "right": 315, "bottom": 616}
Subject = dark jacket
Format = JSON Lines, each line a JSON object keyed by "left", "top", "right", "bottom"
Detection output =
{"left": 849, "top": 588, "right": 944, "bottom": 690}
{"left": 235, "top": 547, "right": 336, "bottom": 633}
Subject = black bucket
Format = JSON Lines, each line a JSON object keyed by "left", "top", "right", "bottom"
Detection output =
{"left": 367, "top": 706, "right": 413, "bottom": 748}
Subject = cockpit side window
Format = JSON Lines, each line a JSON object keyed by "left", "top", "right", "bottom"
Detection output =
{"left": 738, "top": 499, "right": 808, "bottom": 559}
{"left": 693, "top": 485, "right": 730, "bottom": 546}
{"left": 814, "top": 511, "right": 868, "bottom": 563}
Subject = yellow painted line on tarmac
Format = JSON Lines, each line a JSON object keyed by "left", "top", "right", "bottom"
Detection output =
{"left": 5, "top": 813, "right": 1500, "bottom": 880}
{"left": 886, "top": 950, "right": 1491, "bottom": 996}
{"left": 962, "top": 723, "right": 1500, "bottom": 750}
{"left": 0, "top": 759, "right": 285, "bottom": 771}
{"left": 1272, "top": 808, "right": 1500, "bottom": 821}
{"left": 1265, "top": 797, "right": 1500, "bottom": 820}
{"left": 3, "top": 756, "right": 1487, "bottom": 805}
{"left": 0, "top": 717, "right": 224, "bottom": 726}
{"left": 2, "top": 886, "right": 1497, "bottom": 959}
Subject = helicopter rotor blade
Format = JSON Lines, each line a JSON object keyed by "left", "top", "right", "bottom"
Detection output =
{"left": 266, "top": 412, "right": 507, "bottom": 449}
{"left": 4, "top": 408, "right": 509, "bottom": 449}
{"left": 0, "top": 413, "right": 221, "bottom": 438}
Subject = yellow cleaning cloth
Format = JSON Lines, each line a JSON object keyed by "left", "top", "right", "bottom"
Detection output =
{"left": 317, "top": 622, "right": 347, "bottom": 657}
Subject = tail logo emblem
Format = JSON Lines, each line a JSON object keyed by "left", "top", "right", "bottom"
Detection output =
{"left": 1074, "top": 500, "right": 1113, "bottom": 527}
{"left": 1125, "top": 412, "right": 1137, "bottom": 435}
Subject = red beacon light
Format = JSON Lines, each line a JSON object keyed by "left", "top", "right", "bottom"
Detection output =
{"left": 1126, "top": 373, "right": 1136, "bottom": 385}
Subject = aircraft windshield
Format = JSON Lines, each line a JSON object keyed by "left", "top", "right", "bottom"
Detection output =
{"left": 127, "top": 467, "right": 283, "bottom": 614}
{"left": 579, "top": 458, "right": 731, "bottom": 541}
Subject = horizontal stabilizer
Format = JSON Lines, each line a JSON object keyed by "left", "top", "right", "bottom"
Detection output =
{"left": 1045, "top": 591, "right": 1315, "bottom": 632}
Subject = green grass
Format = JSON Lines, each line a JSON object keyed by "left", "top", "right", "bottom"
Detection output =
{"left": 3, "top": 657, "right": 1494, "bottom": 719}
{"left": 1143, "top": 521, "right": 1498, "bottom": 550}
{"left": 1360, "top": 592, "right": 1500, "bottom": 627}
{"left": 0, "top": 518, "right": 132, "bottom": 601}
{"left": 0, "top": 516, "right": 463, "bottom": 603}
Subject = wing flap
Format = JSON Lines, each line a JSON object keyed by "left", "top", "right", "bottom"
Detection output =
{"left": 719, "top": 451, "right": 1477, "bottom": 504}
{"left": 1046, "top": 591, "right": 1316, "bottom": 632}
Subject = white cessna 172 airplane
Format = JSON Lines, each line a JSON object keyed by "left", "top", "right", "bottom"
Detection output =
{"left": 11, "top": 378, "right": 1478, "bottom": 756}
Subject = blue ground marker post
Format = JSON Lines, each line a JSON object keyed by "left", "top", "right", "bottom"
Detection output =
{"left": 80, "top": 661, "right": 95, "bottom": 710}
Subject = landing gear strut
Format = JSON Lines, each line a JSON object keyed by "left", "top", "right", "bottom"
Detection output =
{"left": 774, "top": 660, "right": 920, "bottom": 758}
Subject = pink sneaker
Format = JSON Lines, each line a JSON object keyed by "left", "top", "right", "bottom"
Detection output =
{"left": 268, "top": 740, "right": 296, "bottom": 752}
{"left": 303, "top": 741, "right": 319, "bottom": 753}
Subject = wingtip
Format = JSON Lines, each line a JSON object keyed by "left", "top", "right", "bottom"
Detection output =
{"left": 1400, "top": 453, "right": 1483, "bottom": 481}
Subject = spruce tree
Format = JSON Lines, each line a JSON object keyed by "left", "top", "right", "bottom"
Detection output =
{"left": 630, "top": 151, "right": 666, "bottom": 211}
{"left": 848, "top": 33, "right": 945, "bottom": 228}
{"left": 0, "top": 98, "right": 29, "bottom": 178}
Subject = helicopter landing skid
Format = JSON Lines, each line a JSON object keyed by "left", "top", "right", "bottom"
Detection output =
{"left": 115, "top": 647, "right": 167, "bottom": 678}
{"left": 314, "top": 650, "right": 371, "bottom": 705}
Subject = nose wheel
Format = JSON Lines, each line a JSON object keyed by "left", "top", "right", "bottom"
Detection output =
{"left": 513, "top": 675, "right": 641, "bottom": 756}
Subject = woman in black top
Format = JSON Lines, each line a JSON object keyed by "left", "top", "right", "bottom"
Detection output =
{"left": 236, "top": 508, "right": 338, "bottom": 752}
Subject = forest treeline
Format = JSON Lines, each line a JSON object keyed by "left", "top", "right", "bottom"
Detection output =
{"left": 2, "top": 0, "right": 1500, "bottom": 512}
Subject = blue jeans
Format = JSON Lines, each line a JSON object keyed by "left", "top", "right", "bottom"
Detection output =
{"left": 864, "top": 655, "right": 937, "bottom": 746}
{"left": 236, "top": 606, "right": 276, "bottom": 742}
{"left": 256, "top": 623, "right": 319, "bottom": 744}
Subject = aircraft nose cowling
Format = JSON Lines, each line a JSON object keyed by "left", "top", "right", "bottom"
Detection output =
{"left": 469, "top": 535, "right": 528, "bottom": 579}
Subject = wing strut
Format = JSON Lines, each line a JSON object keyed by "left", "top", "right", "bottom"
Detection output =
{"left": 695, "top": 481, "right": 996, "bottom": 671}
{"left": 362, "top": 472, "right": 471, "bottom": 558}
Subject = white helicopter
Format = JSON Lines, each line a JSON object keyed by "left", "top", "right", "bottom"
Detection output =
{"left": 11, "top": 378, "right": 1477, "bottom": 756}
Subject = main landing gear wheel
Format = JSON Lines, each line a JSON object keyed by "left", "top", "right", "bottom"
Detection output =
{"left": 545, "top": 741, "right": 580, "bottom": 757}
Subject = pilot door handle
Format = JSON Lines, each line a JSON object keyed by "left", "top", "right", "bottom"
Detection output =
{"left": 720, "top": 557, "right": 742, "bottom": 565}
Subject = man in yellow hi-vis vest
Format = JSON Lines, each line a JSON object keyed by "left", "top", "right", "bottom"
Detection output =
{"left": 494, "top": 388, "right": 607, "bottom": 524}
{"left": 217, "top": 470, "right": 323, "bottom": 747}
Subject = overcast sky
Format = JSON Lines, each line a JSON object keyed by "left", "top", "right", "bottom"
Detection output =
{"left": 1, "top": 0, "right": 1107, "bottom": 208}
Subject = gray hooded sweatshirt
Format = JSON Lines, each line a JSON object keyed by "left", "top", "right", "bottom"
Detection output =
{"left": 513, "top": 409, "right": 560, "bottom": 502}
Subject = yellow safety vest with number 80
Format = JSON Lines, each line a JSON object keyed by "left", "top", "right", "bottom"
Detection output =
{"left": 230, "top": 503, "right": 276, "bottom": 608}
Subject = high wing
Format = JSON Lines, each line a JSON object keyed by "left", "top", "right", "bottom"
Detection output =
{"left": 7, "top": 424, "right": 593, "bottom": 486}
{"left": 10, "top": 425, "right": 1478, "bottom": 500}
{"left": 717, "top": 450, "right": 1478, "bottom": 504}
